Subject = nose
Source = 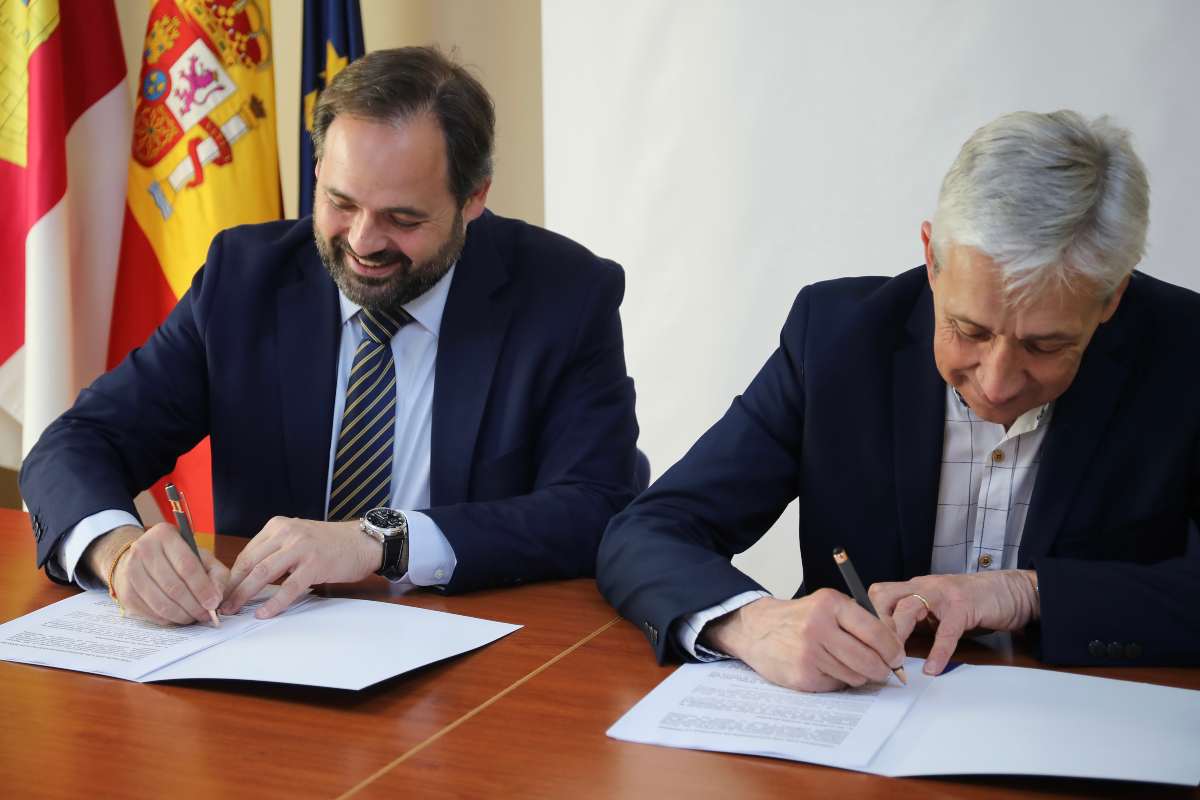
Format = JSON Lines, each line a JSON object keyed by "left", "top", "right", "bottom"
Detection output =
{"left": 976, "top": 339, "right": 1025, "bottom": 406}
{"left": 346, "top": 212, "right": 387, "bottom": 258}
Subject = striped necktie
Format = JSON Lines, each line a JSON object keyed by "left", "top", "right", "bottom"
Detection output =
{"left": 327, "top": 307, "right": 412, "bottom": 521}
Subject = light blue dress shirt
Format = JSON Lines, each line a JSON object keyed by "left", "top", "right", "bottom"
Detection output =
{"left": 57, "top": 267, "right": 459, "bottom": 589}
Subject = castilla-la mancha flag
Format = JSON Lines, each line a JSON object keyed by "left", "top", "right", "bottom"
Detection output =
{"left": 0, "top": 2, "right": 129, "bottom": 474}
{"left": 110, "top": 0, "right": 282, "bottom": 532}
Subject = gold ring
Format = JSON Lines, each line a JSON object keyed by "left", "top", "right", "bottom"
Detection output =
{"left": 910, "top": 593, "right": 932, "bottom": 613}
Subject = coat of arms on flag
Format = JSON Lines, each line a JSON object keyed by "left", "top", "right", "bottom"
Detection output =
{"left": 129, "top": 0, "right": 275, "bottom": 223}
{"left": 110, "top": 0, "right": 282, "bottom": 532}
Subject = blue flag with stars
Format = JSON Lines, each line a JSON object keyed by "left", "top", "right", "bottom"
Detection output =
{"left": 300, "top": 0, "right": 365, "bottom": 218}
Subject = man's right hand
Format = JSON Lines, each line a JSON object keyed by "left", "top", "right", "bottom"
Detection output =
{"left": 85, "top": 524, "right": 229, "bottom": 626}
{"left": 701, "top": 590, "right": 906, "bottom": 692}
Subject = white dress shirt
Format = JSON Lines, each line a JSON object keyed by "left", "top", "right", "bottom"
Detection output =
{"left": 58, "top": 266, "right": 459, "bottom": 590}
{"left": 677, "top": 384, "right": 1053, "bottom": 660}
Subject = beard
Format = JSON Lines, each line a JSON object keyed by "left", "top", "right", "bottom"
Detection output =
{"left": 315, "top": 209, "right": 464, "bottom": 311}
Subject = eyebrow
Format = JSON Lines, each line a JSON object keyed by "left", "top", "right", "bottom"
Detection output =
{"left": 951, "top": 314, "right": 1077, "bottom": 342}
{"left": 325, "top": 188, "right": 428, "bottom": 218}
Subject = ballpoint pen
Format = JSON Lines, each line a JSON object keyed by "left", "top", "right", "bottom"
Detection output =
{"left": 832, "top": 546, "right": 907, "bottom": 685}
{"left": 165, "top": 483, "right": 221, "bottom": 626}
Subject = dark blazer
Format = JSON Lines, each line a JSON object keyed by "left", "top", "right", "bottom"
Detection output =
{"left": 598, "top": 266, "right": 1200, "bottom": 667}
{"left": 22, "top": 211, "right": 641, "bottom": 593}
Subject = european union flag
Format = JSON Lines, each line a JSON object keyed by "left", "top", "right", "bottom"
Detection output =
{"left": 300, "top": 0, "right": 365, "bottom": 218}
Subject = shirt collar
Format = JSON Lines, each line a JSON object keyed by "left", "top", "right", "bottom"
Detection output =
{"left": 337, "top": 262, "right": 456, "bottom": 338}
{"left": 947, "top": 384, "right": 1052, "bottom": 436}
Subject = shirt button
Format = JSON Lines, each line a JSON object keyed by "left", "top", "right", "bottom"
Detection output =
{"left": 434, "top": 569, "right": 445, "bottom": 580}
{"left": 991, "top": 449, "right": 1005, "bottom": 464}
{"left": 978, "top": 553, "right": 993, "bottom": 568}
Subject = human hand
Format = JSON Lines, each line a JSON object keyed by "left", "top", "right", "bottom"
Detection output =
{"left": 702, "top": 591, "right": 907, "bottom": 692}
{"left": 220, "top": 518, "right": 379, "bottom": 619}
{"left": 90, "top": 524, "right": 229, "bottom": 626}
{"left": 868, "top": 570, "right": 1039, "bottom": 676}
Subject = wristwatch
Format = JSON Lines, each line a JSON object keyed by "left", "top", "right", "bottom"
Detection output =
{"left": 360, "top": 507, "right": 410, "bottom": 581}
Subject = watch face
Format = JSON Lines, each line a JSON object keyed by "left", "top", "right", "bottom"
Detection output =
{"left": 366, "top": 507, "right": 406, "bottom": 531}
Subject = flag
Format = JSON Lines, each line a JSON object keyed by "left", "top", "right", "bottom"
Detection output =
{"left": 299, "top": 0, "right": 364, "bottom": 217}
{"left": 109, "top": 0, "right": 282, "bottom": 533}
{"left": 0, "top": 1, "right": 129, "bottom": 473}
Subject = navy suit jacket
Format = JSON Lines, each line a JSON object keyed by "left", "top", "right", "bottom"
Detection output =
{"left": 598, "top": 266, "right": 1200, "bottom": 666}
{"left": 22, "top": 211, "right": 640, "bottom": 593}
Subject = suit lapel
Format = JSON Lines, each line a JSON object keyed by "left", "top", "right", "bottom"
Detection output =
{"left": 892, "top": 286, "right": 946, "bottom": 578}
{"left": 1019, "top": 306, "right": 1132, "bottom": 564}
{"left": 431, "top": 212, "right": 514, "bottom": 505}
{"left": 276, "top": 245, "right": 341, "bottom": 520}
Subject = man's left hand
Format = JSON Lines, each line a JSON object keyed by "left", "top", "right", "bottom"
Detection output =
{"left": 220, "top": 518, "right": 381, "bottom": 619}
{"left": 868, "top": 569, "right": 1039, "bottom": 676}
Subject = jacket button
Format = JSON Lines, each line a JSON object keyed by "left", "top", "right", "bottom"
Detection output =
{"left": 1125, "top": 643, "right": 1142, "bottom": 659}
{"left": 1088, "top": 640, "right": 1106, "bottom": 658}
{"left": 1107, "top": 642, "right": 1123, "bottom": 659}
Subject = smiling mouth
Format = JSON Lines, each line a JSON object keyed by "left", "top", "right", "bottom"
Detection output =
{"left": 345, "top": 251, "right": 404, "bottom": 277}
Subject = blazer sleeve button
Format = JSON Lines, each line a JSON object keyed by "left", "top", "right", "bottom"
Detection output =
{"left": 1106, "top": 642, "right": 1123, "bottom": 659}
{"left": 1088, "top": 640, "right": 1106, "bottom": 658}
{"left": 1125, "top": 643, "right": 1142, "bottom": 659}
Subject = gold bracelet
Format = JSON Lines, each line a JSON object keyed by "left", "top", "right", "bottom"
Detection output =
{"left": 106, "top": 541, "right": 136, "bottom": 617}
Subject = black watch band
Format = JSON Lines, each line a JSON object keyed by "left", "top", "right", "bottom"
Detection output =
{"left": 378, "top": 528, "right": 409, "bottom": 581}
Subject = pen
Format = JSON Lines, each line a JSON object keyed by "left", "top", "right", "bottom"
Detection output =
{"left": 165, "top": 483, "right": 220, "bottom": 627}
{"left": 832, "top": 546, "right": 906, "bottom": 685}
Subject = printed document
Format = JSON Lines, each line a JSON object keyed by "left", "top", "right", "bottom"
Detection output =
{"left": 608, "top": 658, "right": 1200, "bottom": 785}
{"left": 0, "top": 590, "right": 520, "bottom": 690}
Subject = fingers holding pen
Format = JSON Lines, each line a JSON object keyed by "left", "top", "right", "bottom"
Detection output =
{"left": 109, "top": 524, "right": 223, "bottom": 626}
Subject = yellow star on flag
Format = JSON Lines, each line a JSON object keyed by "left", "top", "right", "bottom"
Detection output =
{"left": 303, "top": 39, "right": 350, "bottom": 133}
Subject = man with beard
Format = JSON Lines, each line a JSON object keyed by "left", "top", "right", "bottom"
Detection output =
{"left": 20, "top": 48, "right": 640, "bottom": 626}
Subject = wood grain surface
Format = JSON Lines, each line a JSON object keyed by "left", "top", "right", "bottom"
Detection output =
{"left": 0, "top": 509, "right": 617, "bottom": 798}
{"left": 2, "top": 508, "right": 1197, "bottom": 799}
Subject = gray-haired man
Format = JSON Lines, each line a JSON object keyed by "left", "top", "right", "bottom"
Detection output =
{"left": 598, "top": 110, "right": 1200, "bottom": 691}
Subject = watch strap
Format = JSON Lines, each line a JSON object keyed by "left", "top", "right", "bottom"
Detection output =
{"left": 378, "top": 525, "right": 409, "bottom": 581}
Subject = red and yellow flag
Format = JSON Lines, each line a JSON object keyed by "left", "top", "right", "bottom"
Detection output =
{"left": 0, "top": 1, "right": 128, "bottom": 472}
{"left": 110, "top": 0, "right": 282, "bottom": 532}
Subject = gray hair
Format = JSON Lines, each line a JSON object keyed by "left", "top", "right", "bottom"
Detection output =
{"left": 931, "top": 110, "right": 1149, "bottom": 302}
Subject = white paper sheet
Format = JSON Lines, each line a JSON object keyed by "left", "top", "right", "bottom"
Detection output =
{"left": 0, "top": 590, "right": 520, "bottom": 690}
{"left": 868, "top": 664, "right": 1200, "bottom": 785}
{"left": 607, "top": 658, "right": 930, "bottom": 769}
{"left": 0, "top": 591, "right": 272, "bottom": 680}
{"left": 149, "top": 597, "right": 521, "bottom": 690}
{"left": 608, "top": 658, "right": 1200, "bottom": 786}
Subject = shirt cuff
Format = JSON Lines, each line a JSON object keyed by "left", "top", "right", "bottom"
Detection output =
{"left": 57, "top": 510, "right": 143, "bottom": 590}
{"left": 676, "top": 589, "right": 771, "bottom": 661}
{"left": 400, "top": 510, "right": 456, "bottom": 586}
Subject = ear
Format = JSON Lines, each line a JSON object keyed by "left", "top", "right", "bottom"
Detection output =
{"left": 1099, "top": 274, "right": 1132, "bottom": 324}
{"left": 921, "top": 221, "right": 937, "bottom": 287}
{"left": 461, "top": 178, "right": 492, "bottom": 224}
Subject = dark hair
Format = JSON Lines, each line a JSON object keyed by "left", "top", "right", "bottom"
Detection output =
{"left": 311, "top": 46, "right": 495, "bottom": 206}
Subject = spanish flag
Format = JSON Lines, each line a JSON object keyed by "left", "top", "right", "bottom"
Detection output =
{"left": 109, "top": 0, "right": 282, "bottom": 533}
{"left": 0, "top": 1, "right": 128, "bottom": 473}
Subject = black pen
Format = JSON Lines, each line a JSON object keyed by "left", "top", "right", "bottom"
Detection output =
{"left": 832, "top": 546, "right": 906, "bottom": 685}
{"left": 166, "top": 483, "right": 220, "bottom": 626}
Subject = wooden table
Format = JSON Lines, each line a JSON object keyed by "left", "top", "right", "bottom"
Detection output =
{"left": 0, "top": 509, "right": 617, "bottom": 798}
{"left": 1, "top": 508, "right": 1197, "bottom": 798}
{"left": 362, "top": 623, "right": 1200, "bottom": 800}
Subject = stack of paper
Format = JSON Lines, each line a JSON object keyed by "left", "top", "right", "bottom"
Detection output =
{"left": 608, "top": 658, "right": 1200, "bottom": 786}
{"left": 0, "top": 590, "right": 520, "bottom": 690}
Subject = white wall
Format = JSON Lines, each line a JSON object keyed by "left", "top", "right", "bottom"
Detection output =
{"left": 543, "top": 0, "right": 1200, "bottom": 596}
